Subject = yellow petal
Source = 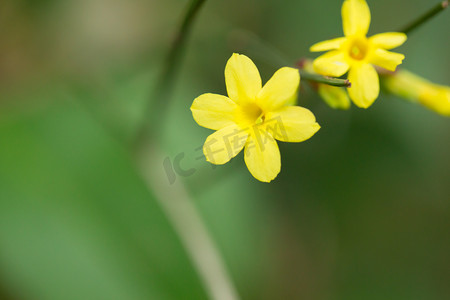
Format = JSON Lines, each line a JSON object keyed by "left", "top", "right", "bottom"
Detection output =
{"left": 225, "top": 53, "right": 262, "bottom": 104}
{"left": 369, "top": 32, "right": 407, "bottom": 50}
{"left": 257, "top": 67, "right": 300, "bottom": 111}
{"left": 203, "top": 124, "right": 248, "bottom": 165}
{"left": 313, "top": 51, "right": 350, "bottom": 77}
{"left": 370, "top": 48, "right": 404, "bottom": 72}
{"left": 244, "top": 132, "right": 280, "bottom": 182}
{"left": 310, "top": 37, "right": 347, "bottom": 52}
{"left": 284, "top": 91, "right": 298, "bottom": 106}
{"left": 318, "top": 85, "right": 351, "bottom": 109}
{"left": 342, "top": 0, "right": 371, "bottom": 36}
{"left": 191, "top": 93, "right": 238, "bottom": 130}
{"left": 347, "top": 63, "right": 379, "bottom": 108}
{"left": 265, "top": 106, "right": 320, "bottom": 142}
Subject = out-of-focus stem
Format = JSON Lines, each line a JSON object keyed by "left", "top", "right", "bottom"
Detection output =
{"left": 158, "top": 0, "right": 206, "bottom": 96}
{"left": 400, "top": 1, "right": 448, "bottom": 35}
{"left": 137, "top": 143, "right": 239, "bottom": 300}
{"left": 133, "top": 0, "right": 206, "bottom": 147}
{"left": 130, "top": 1, "right": 239, "bottom": 299}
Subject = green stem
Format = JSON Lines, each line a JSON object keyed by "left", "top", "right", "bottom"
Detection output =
{"left": 133, "top": 0, "right": 207, "bottom": 147}
{"left": 400, "top": 1, "right": 448, "bottom": 35}
{"left": 299, "top": 70, "right": 351, "bottom": 87}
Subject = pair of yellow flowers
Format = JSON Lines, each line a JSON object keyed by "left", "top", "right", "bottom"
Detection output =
{"left": 191, "top": 0, "right": 406, "bottom": 182}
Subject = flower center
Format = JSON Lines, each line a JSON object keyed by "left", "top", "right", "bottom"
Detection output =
{"left": 236, "top": 102, "right": 264, "bottom": 127}
{"left": 348, "top": 37, "right": 369, "bottom": 61}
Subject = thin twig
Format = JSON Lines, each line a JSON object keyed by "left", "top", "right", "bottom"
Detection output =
{"left": 400, "top": 1, "right": 448, "bottom": 35}
{"left": 299, "top": 70, "right": 351, "bottom": 87}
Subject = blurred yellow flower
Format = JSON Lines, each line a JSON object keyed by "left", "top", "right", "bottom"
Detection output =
{"left": 383, "top": 69, "right": 450, "bottom": 116}
{"left": 318, "top": 84, "right": 351, "bottom": 110}
{"left": 310, "top": 0, "right": 407, "bottom": 108}
{"left": 191, "top": 53, "right": 320, "bottom": 182}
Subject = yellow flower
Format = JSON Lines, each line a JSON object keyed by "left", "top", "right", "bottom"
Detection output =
{"left": 383, "top": 69, "right": 450, "bottom": 116}
{"left": 191, "top": 53, "right": 320, "bottom": 182}
{"left": 310, "top": 0, "right": 407, "bottom": 108}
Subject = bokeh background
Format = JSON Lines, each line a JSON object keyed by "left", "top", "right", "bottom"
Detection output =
{"left": 0, "top": 0, "right": 449, "bottom": 299}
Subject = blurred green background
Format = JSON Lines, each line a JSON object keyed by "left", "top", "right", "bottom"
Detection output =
{"left": 0, "top": 0, "right": 449, "bottom": 299}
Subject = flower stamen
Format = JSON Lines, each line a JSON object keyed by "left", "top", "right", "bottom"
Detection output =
{"left": 348, "top": 37, "right": 369, "bottom": 61}
{"left": 236, "top": 102, "right": 264, "bottom": 126}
